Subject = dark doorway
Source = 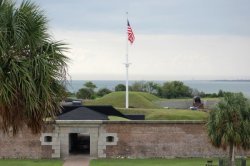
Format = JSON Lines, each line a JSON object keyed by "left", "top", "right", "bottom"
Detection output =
{"left": 69, "top": 133, "right": 90, "bottom": 154}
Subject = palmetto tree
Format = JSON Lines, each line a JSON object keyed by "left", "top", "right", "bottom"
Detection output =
{"left": 207, "top": 92, "right": 250, "bottom": 166}
{"left": 0, "top": 0, "right": 68, "bottom": 134}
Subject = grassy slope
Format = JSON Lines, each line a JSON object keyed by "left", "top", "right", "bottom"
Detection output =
{"left": 90, "top": 158, "right": 219, "bottom": 166}
{"left": 85, "top": 92, "right": 159, "bottom": 108}
{"left": 157, "top": 98, "right": 220, "bottom": 101}
{"left": 0, "top": 159, "right": 62, "bottom": 166}
{"left": 91, "top": 158, "right": 250, "bottom": 166}
{"left": 85, "top": 91, "right": 209, "bottom": 120}
{"left": 108, "top": 116, "right": 130, "bottom": 121}
{"left": 118, "top": 108, "right": 208, "bottom": 120}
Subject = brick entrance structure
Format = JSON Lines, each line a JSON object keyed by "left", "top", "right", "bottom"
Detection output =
{"left": 0, "top": 120, "right": 249, "bottom": 159}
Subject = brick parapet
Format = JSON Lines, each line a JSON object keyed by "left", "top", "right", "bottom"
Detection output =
{"left": 101, "top": 122, "right": 250, "bottom": 158}
{"left": 1, "top": 120, "right": 249, "bottom": 159}
{"left": 0, "top": 125, "right": 54, "bottom": 159}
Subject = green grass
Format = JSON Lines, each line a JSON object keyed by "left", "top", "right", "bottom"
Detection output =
{"left": 90, "top": 158, "right": 250, "bottom": 166}
{"left": 157, "top": 97, "right": 220, "bottom": 102}
{"left": 85, "top": 92, "right": 159, "bottom": 108}
{"left": 118, "top": 108, "right": 208, "bottom": 120}
{"left": 90, "top": 158, "right": 217, "bottom": 166}
{"left": 108, "top": 116, "right": 130, "bottom": 121}
{"left": 0, "top": 159, "right": 62, "bottom": 166}
{"left": 85, "top": 91, "right": 211, "bottom": 120}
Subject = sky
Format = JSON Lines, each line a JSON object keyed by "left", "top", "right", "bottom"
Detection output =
{"left": 23, "top": 0, "right": 250, "bottom": 80}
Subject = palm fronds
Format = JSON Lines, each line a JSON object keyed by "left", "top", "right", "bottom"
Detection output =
{"left": 0, "top": 0, "right": 68, "bottom": 134}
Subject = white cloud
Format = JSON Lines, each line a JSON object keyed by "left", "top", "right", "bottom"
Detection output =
{"left": 53, "top": 29, "right": 250, "bottom": 80}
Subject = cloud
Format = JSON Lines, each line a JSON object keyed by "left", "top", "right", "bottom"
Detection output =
{"left": 53, "top": 29, "right": 250, "bottom": 80}
{"left": 34, "top": 0, "right": 250, "bottom": 36}
{"left": 13, "top": 0, "right": 250, "bottom": 81}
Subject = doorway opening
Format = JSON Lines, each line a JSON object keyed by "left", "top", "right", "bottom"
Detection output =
{"left": 69, "top": 133, "right": 90, "bottom": 155}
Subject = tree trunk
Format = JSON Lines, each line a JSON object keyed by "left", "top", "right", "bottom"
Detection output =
{"left": 229, "top": 144, "right": 235, "bottom": 166}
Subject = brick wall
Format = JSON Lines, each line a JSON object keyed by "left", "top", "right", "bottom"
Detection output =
{"left": 1, "top": 121, "right": 249, "bottom": 159}
{"left": 102, "top": 121, "right": 250, "bottom": 158}
{"left": 0, "top": 125, "right": 53, "bottom": 159}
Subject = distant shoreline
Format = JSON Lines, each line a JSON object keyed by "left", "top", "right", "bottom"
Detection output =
{"left": 67, "top": 80, "right": 250, "bottom": 97}
{"left": 68, "top": 79, "right": 250, "bottom": 82}
{"left": 212, "top": 80, "right": 250, "bottom": 82}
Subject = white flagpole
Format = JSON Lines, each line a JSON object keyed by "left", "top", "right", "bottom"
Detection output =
{"left": 125, "top": 12, "right": 129, "bottom": 109}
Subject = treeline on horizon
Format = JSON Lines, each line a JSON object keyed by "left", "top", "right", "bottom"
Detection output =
{"left": 67, "top": 81, "right": 228, "bottom": 100}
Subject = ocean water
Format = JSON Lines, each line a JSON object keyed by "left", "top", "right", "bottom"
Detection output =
{"left": 66, "top": 80, "right": 250, "bottom": 97}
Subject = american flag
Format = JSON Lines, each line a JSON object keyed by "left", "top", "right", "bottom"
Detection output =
{"left": 127, "top": 20, "right": 135, "bottom": 44}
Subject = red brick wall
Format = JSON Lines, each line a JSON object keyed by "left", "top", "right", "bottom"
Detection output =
{"left": 0, "top": 125, "right": 53, "bottom": 159}
{"left": 1, "top": 121, "right": 249, "bottom": 159}
{"left": 103, "top": 122, "right": 250, "bottom": 158}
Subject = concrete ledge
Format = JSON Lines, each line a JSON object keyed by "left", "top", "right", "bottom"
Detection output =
{"left": 56, "top": 120, "right": 206, "bottom": 125}
{"left": 56, "top": 120, "right": 103, "bottom": 125}
{"left": 102, "top": 120, "right": 206, "bottom": 124}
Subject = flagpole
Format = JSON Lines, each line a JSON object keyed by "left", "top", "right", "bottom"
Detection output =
{"left": 125, "top": 12, "right": 129, "bottom": 109}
